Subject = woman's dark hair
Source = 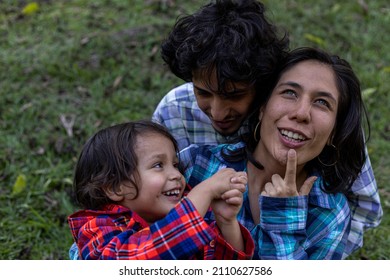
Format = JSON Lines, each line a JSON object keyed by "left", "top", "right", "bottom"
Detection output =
{"left": 246, "top": 47, "right": 370, "bottom": 193}
{"left": 161, "top": 0, "right": 289, "bottom": 103}
{"left": 73, "top": 120, "right": 179, "bottom": 210}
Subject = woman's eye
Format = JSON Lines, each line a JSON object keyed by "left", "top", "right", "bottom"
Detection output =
{"left": 282, "top": 89, "right": 297, "bottom": 98}
{"left": 315, "top": 99, "right": 330, "bottom": 108}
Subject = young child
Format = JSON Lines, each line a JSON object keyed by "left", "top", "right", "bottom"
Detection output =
{"left": 68, "top": 120, "right": 254, "bottom": 259}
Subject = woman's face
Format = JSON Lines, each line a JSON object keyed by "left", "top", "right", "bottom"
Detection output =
{"left": 259, "top": 60, "right": 339, "bottom": 167}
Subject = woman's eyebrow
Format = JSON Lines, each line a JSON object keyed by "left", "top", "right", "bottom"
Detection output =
{"left": 277, "top": 81, "right": 301, "bottom": 90}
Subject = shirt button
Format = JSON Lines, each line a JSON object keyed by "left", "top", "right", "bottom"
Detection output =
{"left": 209, "top": 240, "right": 215, "bottom": 247}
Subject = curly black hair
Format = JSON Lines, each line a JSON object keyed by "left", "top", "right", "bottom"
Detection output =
{"left": 161, "top": 0, "right": 289, "bottom": 98}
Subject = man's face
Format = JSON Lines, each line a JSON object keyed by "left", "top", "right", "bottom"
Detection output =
{"left": 192, "top": 69, "right": 256, "bottom": 135}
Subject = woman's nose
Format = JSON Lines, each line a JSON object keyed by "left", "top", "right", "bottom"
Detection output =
{"left": 290, "top": 100, "right": 311, "bottom": 123}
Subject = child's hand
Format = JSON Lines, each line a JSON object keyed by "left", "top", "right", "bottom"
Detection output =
{"left": 202, "top": 168, "right": 247, "bottom": 199}
{"left": 211, "top": 188, "right": 243, "bottom": 225}
{"left": 210, "top": 170, "right": 247, "bottom": 223}
{"left": 186, "top": 169, "right": 246, "bottom": 219}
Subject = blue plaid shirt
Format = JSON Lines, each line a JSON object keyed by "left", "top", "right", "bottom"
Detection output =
{"left": 152, "top": 82, "right": 383, "bottom": 258}
{"left": 179, "top": 142, "right": 351, "bottom": 259}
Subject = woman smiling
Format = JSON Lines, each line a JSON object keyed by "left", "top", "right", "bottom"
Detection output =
{"left": 179, "top": 47, "right": 374, "bottom": 259}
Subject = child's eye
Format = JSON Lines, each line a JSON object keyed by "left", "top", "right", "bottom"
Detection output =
{"left": 152, "top": 162, "right": 163, "bottom": 168}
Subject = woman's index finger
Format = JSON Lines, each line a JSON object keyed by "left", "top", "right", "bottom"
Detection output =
{"left": 284, "top": 149, "right": 297, "bottom": 187}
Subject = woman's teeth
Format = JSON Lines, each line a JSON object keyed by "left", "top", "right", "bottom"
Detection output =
{"left": 280, "top": 129, "right": 306, "bottom": 141}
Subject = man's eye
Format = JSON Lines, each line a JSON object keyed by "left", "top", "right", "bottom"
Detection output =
{"left": 222, "top": 93, "right": 247, "bottom": 101}
{"left": 195, "top": 89, "right": 211, "bottom": 97}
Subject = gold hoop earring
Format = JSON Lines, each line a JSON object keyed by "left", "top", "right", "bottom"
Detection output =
{"left": 318, "top": 144, "right": 338, "bottom": 167}
{"left": 253, "top": 122, "right": 260, "bottom": 142}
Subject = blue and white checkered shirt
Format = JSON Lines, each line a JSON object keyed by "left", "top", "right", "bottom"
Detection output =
{"left": 152, "top": 82, "right": 383, "bottom": 258}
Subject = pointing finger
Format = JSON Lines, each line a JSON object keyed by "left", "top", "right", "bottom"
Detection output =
{"left": 284, "top": 149, "right": 297, "bottom": 188}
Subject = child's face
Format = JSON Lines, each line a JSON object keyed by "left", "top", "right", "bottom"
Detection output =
{"left": 120, "top": 132, "right": 185, "bottom": 224}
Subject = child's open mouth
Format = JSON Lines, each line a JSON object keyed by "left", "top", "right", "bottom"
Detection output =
{"left": 162, "top": 189, "right": 181, "bottom": 197}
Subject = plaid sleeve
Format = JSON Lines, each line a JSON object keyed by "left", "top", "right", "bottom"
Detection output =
{"left": 344, "top": 152, "right": 383, "bottom": 257}
{"left": 78, "top": 197, "right": 216, "bottom": 259}
{"left": 210, "top": 222, "right": 254, "bottom": 260}
{"left": 256, "top": 194, "right": 350, "bottom": 260}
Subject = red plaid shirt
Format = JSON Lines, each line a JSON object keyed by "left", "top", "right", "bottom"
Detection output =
{"left": 68, "top": 197, "right": 254, "bottom": 259}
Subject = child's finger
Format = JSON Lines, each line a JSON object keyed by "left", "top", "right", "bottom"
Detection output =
{"left": 224, "top": 196, "right": 243, "bottom": 206}
{"left": 234, "top": 171, "right": 247, "bottom": 178}
{"left": 221, "top": 189, "right": 243, "bottom": 200}
{"left": 230, "top": 173, "right": 247, "bottom": 184}
{"left": 230, "top": 177, "right": 247, "bottom": 184}
{"left": 222, "top": 189, "right": 243, "bottom": 206}
{"left": 229, "top": 183, "right": 246, "bottom": 192}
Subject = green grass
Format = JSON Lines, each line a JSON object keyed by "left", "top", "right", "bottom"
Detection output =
{"left": 0, "top": 0, "right": 388, "bottom": 259}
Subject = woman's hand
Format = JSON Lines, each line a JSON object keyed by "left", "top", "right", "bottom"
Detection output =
{"left": 261, "top": 149, "right": 317, "bottom": 197}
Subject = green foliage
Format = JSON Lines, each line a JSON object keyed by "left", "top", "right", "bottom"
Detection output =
{"left": 0, "top": 0, "right": 388, "bottom": 259}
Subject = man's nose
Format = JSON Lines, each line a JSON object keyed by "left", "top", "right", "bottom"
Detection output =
{"left": 210, "top": 97, "right": 230, "bottom": 121}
